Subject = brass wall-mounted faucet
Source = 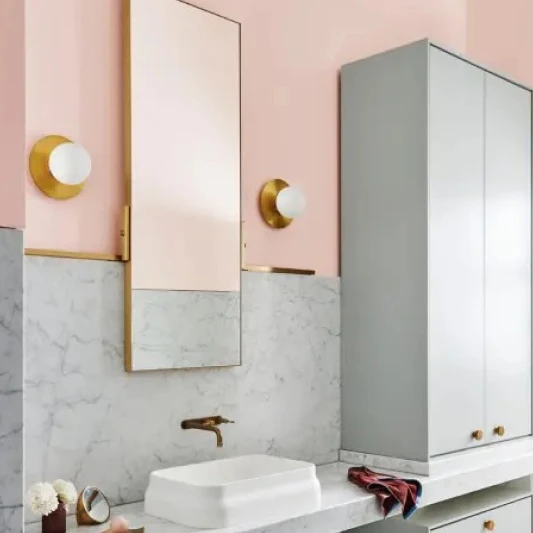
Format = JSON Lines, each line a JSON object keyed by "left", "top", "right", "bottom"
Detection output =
{"left": 181, "top": 416, "right": 234, "bottom": 448}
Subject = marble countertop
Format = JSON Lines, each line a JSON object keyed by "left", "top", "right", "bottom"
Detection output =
{"left": 25, "top": 441, "right": 533, "bottom": 533}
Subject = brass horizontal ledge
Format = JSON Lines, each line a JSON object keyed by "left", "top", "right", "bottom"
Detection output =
{"left": 25, "top": 248, "right": 122, "bottom": 262}
{"left": 24, "top": 250, "right": 313, "bottom": 274}
{"left": 243, "top": 265, "right": 315, "bottom": 276}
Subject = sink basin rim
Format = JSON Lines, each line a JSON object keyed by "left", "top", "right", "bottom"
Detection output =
{"left": 149, "top": 454, "right": 317, "bottom": 489}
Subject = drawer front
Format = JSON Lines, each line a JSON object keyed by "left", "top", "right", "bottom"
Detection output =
{"left": 436, "top": 497, "right": 531, "bottom": 533}
{"left": 478, "top": 497, "right": 531, "bottom": 533}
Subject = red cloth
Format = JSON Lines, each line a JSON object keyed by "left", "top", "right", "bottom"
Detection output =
{"left": 347, "top": 466, "right": 422, "bottom": 518}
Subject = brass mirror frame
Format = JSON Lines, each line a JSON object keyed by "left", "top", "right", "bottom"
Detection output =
{"left": 122, "top": 0, "right": 242, "bottom": 372}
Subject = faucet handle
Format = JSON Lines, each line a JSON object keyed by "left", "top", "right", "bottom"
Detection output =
{"left": 217, "top": 417, "right": 234, "bottom": 424}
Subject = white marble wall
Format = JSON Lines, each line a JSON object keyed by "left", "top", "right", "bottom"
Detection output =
{"left": 131, "top": 289, "right": 240, "bottom": 370}
{"left": 24, "top": 257, "right": 340, "bottom": 521}
{"left": 0, "top": 229, "right": 23, "bottom": 533}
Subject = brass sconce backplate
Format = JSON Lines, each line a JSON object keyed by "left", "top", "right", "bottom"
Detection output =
{"left": 29, "top": 135, "right": 85, "bottom": 200}
{"left": 259, "top": 178, "right": 292, "bottom": 229}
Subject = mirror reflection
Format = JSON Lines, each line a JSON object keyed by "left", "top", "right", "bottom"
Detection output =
{"left": 123, "top": 0, "right": 241, "bottom": 371}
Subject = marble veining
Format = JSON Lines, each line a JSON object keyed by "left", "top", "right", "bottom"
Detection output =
{"left": 23, "top": 463, "right": 386, "bottom": 533}
{"left": 0, "top": 229, "right": 23, "bottom": 533}
{"left": 24, "top": 257, "right": 340, "bottom": 523}
{"left": 341, "top": 437, "right": 533, "bottom": 477}
{"left": 25, "top": 446, "right": 533, "bottom": 533}
{"left": 339, "top": 450, "right": 430, "bottom": 475}
{"left": 131, "top": 289, "right": 240, "bottom": 370}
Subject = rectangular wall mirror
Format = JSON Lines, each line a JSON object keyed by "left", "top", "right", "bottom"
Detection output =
{"left": 123, "top": 0, "right": 241, "bottom": 371}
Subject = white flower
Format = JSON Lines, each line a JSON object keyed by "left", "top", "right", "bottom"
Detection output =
{"left": 52, "top": 479, "right": 78, "bottom": 504}
{"left": 27, "top": 482, "right": 59, "bottom": 516}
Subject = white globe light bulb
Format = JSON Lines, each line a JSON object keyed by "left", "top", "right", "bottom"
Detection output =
{"left": 276, "top": 187, "right": 306, "bottom": 219}
{"left": 49, "top": 142, "right": 92, "bottom": 186}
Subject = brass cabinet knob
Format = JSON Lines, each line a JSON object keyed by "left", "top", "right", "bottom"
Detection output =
{"left": 484, "top": 520, "right": 495, "bottom": 531}
{"left": 472, "top": 429, "right": 484, "bottom": 441}
{"left": 493, "top": 425, "right": 505, "bottom": 437}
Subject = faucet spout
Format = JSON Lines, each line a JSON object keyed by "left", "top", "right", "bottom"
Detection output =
{"left": 181, "top": 416, "right": 234, "bottom": 448}
{"left": 210, "top": 425, "right": 223, "bottom": 448}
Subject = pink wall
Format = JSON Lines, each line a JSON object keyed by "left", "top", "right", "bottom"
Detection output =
{"left": 0, "top": 0, "right": 25, "bottom": 229}
{"left": 191, "top": 0, "right": 467, "bottom": 276}
{"left": 467, "top": 0, "right": 533, "bottom": 87}
{"left": 24, "top": 0, "right": 468, "bottom": 274}
{"left": 25, "top": 0, "right": 123, "bottom": 252}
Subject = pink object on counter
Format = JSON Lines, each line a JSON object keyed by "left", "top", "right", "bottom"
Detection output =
{"left": 109, "top": 516, "right": 129, "bottom": 532}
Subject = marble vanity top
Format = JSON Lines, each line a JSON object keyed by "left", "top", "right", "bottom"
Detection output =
{"left": 25, "top": 441, "right": 533, "bottom": 533}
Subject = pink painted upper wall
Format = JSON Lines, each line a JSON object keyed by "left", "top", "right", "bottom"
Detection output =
{"left": 24, "top": 0, "right": 468, "bottom": 274}
{"left": 467, "top": 0, "right": 533, "bottom": 87}
{"left": 0, "top": 0, "right": 25, "bottom": 229}
{"left": 25, "top": 0, "right": 123, "bottom": 252}
{"left": 179, "top": 0, "right": 468, "bottom": 276}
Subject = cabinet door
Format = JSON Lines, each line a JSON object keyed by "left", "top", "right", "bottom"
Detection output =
{"left": 428, "top": 48, "right": 485, "bottom": 456}
{"left": 485, "top": 73, "right": 532, "bottom": 443}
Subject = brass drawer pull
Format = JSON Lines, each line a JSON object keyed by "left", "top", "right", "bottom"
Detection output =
{"left": 484, "top": 520, "right": 495, "bottom": 531}
{"left": 493, "top": 425, "right": 505, "bottom": 437}
{"left": 472, "top": 429, "right": 484, "bottom": 441}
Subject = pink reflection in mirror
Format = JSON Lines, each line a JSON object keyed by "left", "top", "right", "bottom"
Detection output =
{"left": 129, "top": 0, "right": 240, "bottom": 292}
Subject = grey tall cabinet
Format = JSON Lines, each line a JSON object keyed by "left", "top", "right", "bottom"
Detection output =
{"left": 341, "top": 40, "right": 532, "bottom": 467}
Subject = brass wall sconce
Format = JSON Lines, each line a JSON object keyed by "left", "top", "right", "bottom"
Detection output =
{"left": 259, "top": 178, "right": 307, "bottom": 228}
{"left": 29, "top": 135, "right": 92, "bottom": 200}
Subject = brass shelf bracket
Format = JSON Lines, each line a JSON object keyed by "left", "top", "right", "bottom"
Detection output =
{"left": 121, "top": 205, "right": 131, "bottom": 262}
{"left": 240, "top": 220, "right": 314, "bottom": 276}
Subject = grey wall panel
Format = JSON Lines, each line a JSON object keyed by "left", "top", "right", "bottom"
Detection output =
{"left": 0, "top": 229, "right": 23, "bottom": 533}
{"left": 341, "top": 40, "right": 430, "bottom": 461}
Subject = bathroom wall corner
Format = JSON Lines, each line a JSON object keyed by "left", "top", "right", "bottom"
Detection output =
{"left": 0, "top": 228, "right": 23, "bottom": 533}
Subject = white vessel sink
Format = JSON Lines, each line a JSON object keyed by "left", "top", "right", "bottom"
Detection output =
{"left": 144, "top": 454, "right": 321, "bottom": 529}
